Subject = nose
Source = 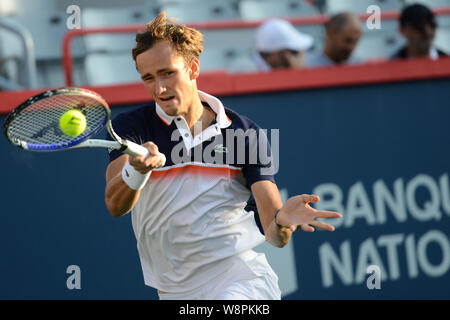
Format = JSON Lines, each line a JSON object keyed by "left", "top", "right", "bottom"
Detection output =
{"left": 154, "top": 79, "right": 167, "bottom": 96}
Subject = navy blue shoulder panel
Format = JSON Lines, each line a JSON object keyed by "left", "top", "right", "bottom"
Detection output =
{"left": 223, "top": 107, "right": 276, "bottom": 188}
{"left": 105, "top": 102, "right": 173, "bottom": 162}
{"left": 224, "top": 107, "right": 261, "bottom": 132}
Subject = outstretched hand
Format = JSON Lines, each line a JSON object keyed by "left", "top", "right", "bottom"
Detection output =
{"left": 277, "top": 194, "right": 342, "bottom": 232}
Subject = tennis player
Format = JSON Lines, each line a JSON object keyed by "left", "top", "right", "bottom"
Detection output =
{"left": 105, "top": 12, "right": 342, "bottom": 300}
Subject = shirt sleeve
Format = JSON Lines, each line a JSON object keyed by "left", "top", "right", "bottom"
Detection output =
{"left": 244, "top": 194, "right": 265, "bottom": 235}
{"left": 242, "top": 120, "right": 276, "bottom": 189}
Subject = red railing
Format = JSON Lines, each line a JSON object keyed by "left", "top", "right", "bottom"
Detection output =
{"left": 62, "top": 7, "right": 450, "bottom": 86}
{"left": 2, "top": 57, "right": 450, "bottom": 114}
{"left": 2, "top": 8, "right": 450, "bottom": 114}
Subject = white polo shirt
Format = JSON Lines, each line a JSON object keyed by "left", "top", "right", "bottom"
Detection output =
{"left": 107, "top": 91, "right": 275, "bottom": 293}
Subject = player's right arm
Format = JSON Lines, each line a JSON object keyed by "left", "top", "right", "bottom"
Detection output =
{"left": 105, "top": 154, "right": 138, "bottom": 217}
{"left": 105, "top": 141, "right": 163, "bottom": 217}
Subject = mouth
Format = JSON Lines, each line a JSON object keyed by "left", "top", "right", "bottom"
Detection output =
{"left": 159, "top": 96, "right": 175, "bottom": 103}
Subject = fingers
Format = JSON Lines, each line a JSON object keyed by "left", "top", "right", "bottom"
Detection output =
{"left": 130, "top": 156, "right": 161, "bottom": 174}
{"left": 129, "top": 142, "right": 164, "bottom": 174}
{"left": 143, "top": 141, "right": 159, "bottom": 155}
{"left": 309, "top": 220, "right": 336, "bottom": 232}
{"left": 301, "top": 194, "right": 320, "bottom": 204}
{"left": 284, "top": 193, "right": 342, "bottom": 233}
{"left": 315, "top": 211, "right": 343, "bottom": 219}
{"left": 300, "top": 224, "right": 315, "bottom": 232}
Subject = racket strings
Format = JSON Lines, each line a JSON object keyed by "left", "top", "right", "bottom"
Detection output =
{"left": 7, "top": 94, "right": 108, "bottom": 146}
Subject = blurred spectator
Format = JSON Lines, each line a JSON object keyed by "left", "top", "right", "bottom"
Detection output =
{"left": 392, "top": 3, "right": 447, "bottom": 60}
{"left": 229, "top": 18, "right": 313, "bottom": 72}
{"left": 305, "top": 12, "right": 363, "bottom": 67}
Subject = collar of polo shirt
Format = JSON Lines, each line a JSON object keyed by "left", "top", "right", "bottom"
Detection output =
{"left": 155, "top": 90, "right": 232, "bottom": 128}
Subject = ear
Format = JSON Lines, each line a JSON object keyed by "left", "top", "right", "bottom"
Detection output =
{"left": 325, "top": 27, "right": 334, "bottom": 38}
{"left": 189, "top": 58, "right": 200, "bottom": 80}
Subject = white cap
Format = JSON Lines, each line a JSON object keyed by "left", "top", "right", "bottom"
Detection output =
{"left": 255, "top": 18, "right": 314, "bottom": 53}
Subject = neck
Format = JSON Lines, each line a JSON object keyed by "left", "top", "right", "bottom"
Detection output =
{"left": 407, "top": 43, "right": 430, "bottom": 58}
{"left": 184, "top": 91, "right": 215, "bottom": 135}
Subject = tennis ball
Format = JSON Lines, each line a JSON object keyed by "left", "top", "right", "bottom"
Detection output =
{"left": 59, "top": 109, "right": 87, "bottom": 137}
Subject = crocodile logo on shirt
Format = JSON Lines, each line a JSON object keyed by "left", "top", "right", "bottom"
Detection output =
{"left": 214, "top": 144, "right": 228, "bottom": 153}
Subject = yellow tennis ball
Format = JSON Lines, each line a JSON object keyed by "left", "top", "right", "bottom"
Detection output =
{"left": 59, "top": 109, "right": 87, "bottom": 137}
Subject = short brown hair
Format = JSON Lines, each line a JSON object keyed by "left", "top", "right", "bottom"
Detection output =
{"left": 132, "top": 11, "right": 203, "bottom": 65}
{"left": 325, "top": 12, "right": 360, "bottom": 33}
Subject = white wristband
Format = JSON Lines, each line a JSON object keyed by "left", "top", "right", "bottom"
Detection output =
{"left": 122, "top": 162, "right": 151, "bottom": 190}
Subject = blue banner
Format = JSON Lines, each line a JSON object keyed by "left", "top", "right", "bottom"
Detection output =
{"left": 1, "top": 77, "right": 449, "bottom": 299}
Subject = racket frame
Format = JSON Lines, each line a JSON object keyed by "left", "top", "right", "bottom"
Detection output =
{"left": 3, "top": 87, "right": 151, "bottom": 158}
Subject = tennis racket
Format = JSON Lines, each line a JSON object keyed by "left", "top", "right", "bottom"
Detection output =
{"left": 3, "top": 87, "right": 166, "bottom": 164}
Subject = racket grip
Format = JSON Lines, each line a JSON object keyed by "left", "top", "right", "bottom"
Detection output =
{"left": 123, "top": 140, "right": 166, "bottom": 168}
{"left": 123, "top": 140, "right": 149, "bottom": 157}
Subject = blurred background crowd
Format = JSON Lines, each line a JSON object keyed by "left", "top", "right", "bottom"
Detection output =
{"left": 0, "top": 0, "right": 448, "bottom": 91}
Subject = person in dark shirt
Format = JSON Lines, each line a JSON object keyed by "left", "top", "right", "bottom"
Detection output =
{"left": 392, "top": 3, "right": 447, "bottom": 60}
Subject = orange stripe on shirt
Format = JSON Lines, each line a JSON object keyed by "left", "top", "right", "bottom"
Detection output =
{"left": 151, "top": 164, "right": 242, "bottom": 179}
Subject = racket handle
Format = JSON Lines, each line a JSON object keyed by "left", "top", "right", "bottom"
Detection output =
{"left": 123, "top": 140, "right": 166, "bottom": 167}
{"left": 123, "top": 140, "right": 149, "bottom": 157}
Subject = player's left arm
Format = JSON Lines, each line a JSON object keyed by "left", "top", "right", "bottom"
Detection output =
{"left": 251, "top": 180, "right": 343, "bottom": 248}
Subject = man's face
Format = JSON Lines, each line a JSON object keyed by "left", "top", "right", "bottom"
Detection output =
{"left": 136, "top": 40, "right": 199, "bottom": 116}
{"left": 401, "top": 23, "right": 436, "bottom": 55}
{"left": 327, "top": 24, "right": 362, "bottom": 63}
{"left": 266, "top": 50, "right": 305, "bottom": 69}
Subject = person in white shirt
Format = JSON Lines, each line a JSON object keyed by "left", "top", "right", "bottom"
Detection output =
{"left": 105, "top": 11, "right": 342, "bottom": 300}
{"left": 230, "top": 18, "right": 314, "bottom": 73}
